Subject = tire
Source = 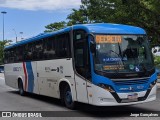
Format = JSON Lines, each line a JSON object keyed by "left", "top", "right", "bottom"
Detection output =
{"left": 18, "top": 80, "right": 25, "bottom": 96}
{"left": 63, "top": 84, "right": 75, "bottom": 109}
{"left": 60, "top": 89, "right": 65, "bottom": 105}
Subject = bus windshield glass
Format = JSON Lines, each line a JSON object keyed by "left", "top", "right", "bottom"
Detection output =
{"left": 94, "top": 35, "right": 154, "bottom": 73}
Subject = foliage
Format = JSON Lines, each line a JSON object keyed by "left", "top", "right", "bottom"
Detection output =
{"left": 44, "top": 21, "right": 66, "bottom": 32}
{"left": 67, "top": 9, "right": 90, "bottom": 25}
{"left": 44, "top": 0, "right": 160, "bottom": 45}
{"left": 0, "top": 40, "right": 12, "bottom": 64}
{"left": 154, "top": 56, "right": 160, "bottom": 67}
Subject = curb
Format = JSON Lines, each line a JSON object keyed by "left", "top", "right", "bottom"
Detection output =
{"left": 157, "top": 83, "right": 160, "bottom": 89}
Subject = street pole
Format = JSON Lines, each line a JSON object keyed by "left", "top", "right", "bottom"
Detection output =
{"left": 13, "top": 29, "right": 18, "bottom": 43}
{"left": 1, "top": 11, "right": 7, "bottom": 42}
{"left": 20, "top": 32, "right": 23, "bottom": 40}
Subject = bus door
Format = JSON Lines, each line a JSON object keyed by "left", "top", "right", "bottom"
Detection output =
{"left": 74, "top": 30, "right": 91, "bottom": 104}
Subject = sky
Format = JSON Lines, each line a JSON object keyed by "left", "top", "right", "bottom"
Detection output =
{"left": 0, "top": 0, "right": 81, "bottom": 43}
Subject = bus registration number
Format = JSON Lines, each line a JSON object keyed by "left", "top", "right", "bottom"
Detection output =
{"left": 127, "top": 93, "right": 138, "bottom": 100}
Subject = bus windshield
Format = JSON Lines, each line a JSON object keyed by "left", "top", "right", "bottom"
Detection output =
{"left": 94, "top": 35, "right": 154, "bottom": 73}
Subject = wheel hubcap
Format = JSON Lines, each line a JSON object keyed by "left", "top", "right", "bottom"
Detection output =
{"left": 65, "top": 91, "right": 72, "bottom": 104}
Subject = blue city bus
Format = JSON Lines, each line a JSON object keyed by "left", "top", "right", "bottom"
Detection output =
{"left": 4, "top": 23, "right": 157, "bottom": 109}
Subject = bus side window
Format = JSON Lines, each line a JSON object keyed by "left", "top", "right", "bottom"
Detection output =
{"left": 4, "top": 50, "right": 7, "bottom": 63}
{"left": 43, "top": 37, "right": 55, "bottom": 59}
{"left": 9, "top": 49, "right": 16, "bottom": 63}
{"left": 66, "top": 33, "right": 71, "bottom": 58}
{"left": 56, "top": 34, "right": 65, "bottom": 58}
{"left": 4, "top": 50, "right": 9, "bottom": 63}
{"left": 7, "top": 50, "right": 11, "bottom": 63}
{"left": 24, "top": 44, "right": 32, "bottom": 61}
{"left": 16, "top": 46, "right": 23, "bottom": 62}
{"left": 31, "top": 40, "right": 43, "bottom": 60}
{"left": 56, "top": 33, "right": 71, "bottom": 58}
{"left": 32, "top": 42, "right": 36, "bottom": 60}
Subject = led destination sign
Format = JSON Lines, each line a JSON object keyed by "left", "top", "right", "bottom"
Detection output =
{"left": 96, "top": 35, "right": 122, "bottom": 43}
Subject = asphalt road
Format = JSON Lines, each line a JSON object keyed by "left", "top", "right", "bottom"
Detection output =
{"left": 0, "top": 73, "right": 160, "bottom": 120}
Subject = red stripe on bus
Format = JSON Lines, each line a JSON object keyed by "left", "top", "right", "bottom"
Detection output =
{"left": 23, "top": 62, "right": 27, "bottom": 91}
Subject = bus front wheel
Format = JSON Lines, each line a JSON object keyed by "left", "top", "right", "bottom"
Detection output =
{"left": 18, "top": 80, "right": 25, "bottom": 96}
{"left": 63, "top": 85, "right": 75, "bottom": 109}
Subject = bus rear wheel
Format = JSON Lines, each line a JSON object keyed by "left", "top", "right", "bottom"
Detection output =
{"left": 63, "top": 85, "right": 75, "bottom": 109}
{"left": 18, "top": 80, "right": 25, "bottom": 96}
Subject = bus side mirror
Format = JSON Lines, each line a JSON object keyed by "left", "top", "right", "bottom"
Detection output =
{"left": 90, "top": 41, "right": 96, "bottom": 53}
{"left": 87, "top": 33, "right": 96, "bottom": 53}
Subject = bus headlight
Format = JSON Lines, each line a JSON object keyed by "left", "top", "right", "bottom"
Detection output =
{"left": 98, "top": 83, "right": 115, "bottom": 92}
{"left": 150, "top": 80, "right": 157, "bottom": 88}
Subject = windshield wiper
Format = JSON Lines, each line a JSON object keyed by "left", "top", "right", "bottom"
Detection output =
{"left": 109, "top": 50, "right": 125, "bottom": 73}
{"left": 110, "top": 50, "right": 124, "bottom": 66}
{"left": 118, "top": 42, "right": 123, "bottom": 58}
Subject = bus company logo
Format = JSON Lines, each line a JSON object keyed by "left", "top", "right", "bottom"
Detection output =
{"left": 2, "top": 112, "right": 11, "bottom": 117}
{"left": 129, "top": 86, "right": 135, "bottom": 91}
{"left": 45, "top": 67, "right": 51, "bottom": 72}
{"left": 13, "top": 67, "right": 22, "bottom": 72}
{"left": 119, "top": 86, "right": 135, "bottom": 91}
{"left": 137, "top": 85, "right": 144, "bottom": 89}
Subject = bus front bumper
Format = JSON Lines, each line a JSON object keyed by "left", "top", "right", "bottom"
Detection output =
{"left": 90, "top": 84, "right": 157, "bottom": 106}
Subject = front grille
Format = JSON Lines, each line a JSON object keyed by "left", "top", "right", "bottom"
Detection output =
{"left": 114, "top": 79, "right": 149, "bottom": 86}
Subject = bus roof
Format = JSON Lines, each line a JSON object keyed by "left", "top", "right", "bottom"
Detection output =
{"left": 74, "top": 23, "right": 146, "bottom": 34}
{"left": 5, "top": 23, "right": 146, "bottom": 50}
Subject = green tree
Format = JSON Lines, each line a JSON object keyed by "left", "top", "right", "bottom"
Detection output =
{"left": 67, "top": 9, "right": 89, "bottom": 26}
{"left": 44, "top": 21, "right": 66, "bottom": 32}
{"left": 67, "top": 0, "right": 160, "bottom": 44}
{"left": 0, "top": 40, "right": 12, "bottom": 64}
{"left": 44, "top": 0, "right": 160, "bottom": 45}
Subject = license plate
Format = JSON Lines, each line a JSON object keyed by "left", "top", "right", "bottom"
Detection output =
{"left": 127, "top": 93, "right": 138, "bottom": 100}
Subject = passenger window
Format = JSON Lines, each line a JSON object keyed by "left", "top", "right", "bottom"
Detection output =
{"left": 16, "top": 46, "right": 23, "bottom": 62}
{"left": 4, "top": 32, "right": 71, "bottom": 62}
{"left": 56, "top": 33, "right": 71, "bottom": 58}
{"left": 9, "top": 49, "right": 15, "bottom": 63}
{"left": 24, "top": 44, "right": 31, "bottom": 61}
{"left": 43, "top": 37, "right": 56, "bottom": 59}
{"left": 30, "top": 40, "right": 43, "bottom": 60}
